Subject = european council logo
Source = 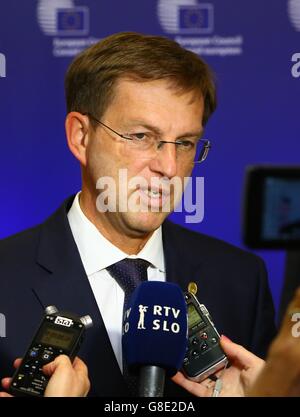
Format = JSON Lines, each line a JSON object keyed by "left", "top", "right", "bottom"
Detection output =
{"left": 56, "top": 8, "right": 89, "bottom": 36}
{"left": 37, "top": 0, "right": 89, "bottom": 36}
{"left": 157, "top": 0, "right": 214, "bottom": 34}
{"left": 288, "top": 0, "right": 300, "bottom": 31}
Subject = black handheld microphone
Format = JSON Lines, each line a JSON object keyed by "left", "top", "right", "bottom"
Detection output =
{"left": 122, "top": 281, "right": 188, "bottom": 397}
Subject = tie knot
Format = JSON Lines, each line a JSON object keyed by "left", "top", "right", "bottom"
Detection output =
{"left": 107, "top": 258, "right": 150, "bottom": 295}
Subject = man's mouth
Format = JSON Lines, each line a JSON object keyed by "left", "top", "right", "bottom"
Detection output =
{"left": 143, "top": 189, "right": 161, "bottom": 198}
{"left": 140, "top": 185, "right": 170, "bottom": 196}
{"left": 137, "top": 186, "right": 171, "bottom": 209}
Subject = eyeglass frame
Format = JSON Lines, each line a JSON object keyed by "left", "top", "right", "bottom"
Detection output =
{"left": 83, "top": 112, "right": 211, "bottom": 164}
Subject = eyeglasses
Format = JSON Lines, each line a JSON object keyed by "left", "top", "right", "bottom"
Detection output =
{"left": 84, "top": 113, "right": 211, "bottom": 164}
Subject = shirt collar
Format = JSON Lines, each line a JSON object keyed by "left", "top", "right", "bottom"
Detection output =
{"left": 67, "top": 193, "right": 165, "bottom": 276}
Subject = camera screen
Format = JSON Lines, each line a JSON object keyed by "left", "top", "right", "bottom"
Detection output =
{"left": 243, "top": 166, "right": 300, "bottom": 248}
{"left": 262, "top": 177, "right": 300, "bottom": 241}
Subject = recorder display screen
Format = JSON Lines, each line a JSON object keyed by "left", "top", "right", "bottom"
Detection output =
{"left": 188, "top": 304, "right": 204, "bottom": 329}
{"left": 38, "top": 324, "right": 77, "bottom": 350}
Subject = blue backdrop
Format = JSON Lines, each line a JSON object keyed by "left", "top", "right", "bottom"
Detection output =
{"left": 0, "top": 0, "right": 299, "bottom": 316}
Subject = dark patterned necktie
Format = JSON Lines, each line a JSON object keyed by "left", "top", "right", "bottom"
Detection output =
{"left": 106, "top": 258, "right": 150, "bottom": 396}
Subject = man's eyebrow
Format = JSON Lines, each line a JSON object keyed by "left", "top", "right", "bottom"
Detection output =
{"left": 124, "top": 120, "right": 163, "bottom": 135}
{"left": 177, "top": 129, "right": 204, "bottom": 140}
{"left": 125, "top": 120, "right": 203, "bottom": 139}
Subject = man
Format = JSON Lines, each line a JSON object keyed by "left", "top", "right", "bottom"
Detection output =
{"left": 0, "top": 32, "right": 276, "bottom": 396}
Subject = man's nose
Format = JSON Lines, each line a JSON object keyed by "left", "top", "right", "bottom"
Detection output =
{"left": 149, "top": 142, "right": 178, "bottom": 178}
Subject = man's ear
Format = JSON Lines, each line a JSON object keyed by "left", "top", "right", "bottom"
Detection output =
{"left": 65, "top": 112, "right": 90, "bottom": 166}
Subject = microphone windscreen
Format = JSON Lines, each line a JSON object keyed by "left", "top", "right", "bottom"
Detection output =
{"left": 122, "top": 281, "right": 187, "bottom": 376}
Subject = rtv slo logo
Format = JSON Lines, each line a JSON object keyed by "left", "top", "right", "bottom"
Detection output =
{"left": 291, "top": 53, "right": 300, "bottom": 78}
{"left": 124, "top": 304, "right": 182, "bottom": 334}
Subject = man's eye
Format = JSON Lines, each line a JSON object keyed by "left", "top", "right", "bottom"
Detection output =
{"left": 177, "top": 140, "right": 194, "bottom": 149}
{"left": 131, "top": 133, "right": 147, "bottom": 141}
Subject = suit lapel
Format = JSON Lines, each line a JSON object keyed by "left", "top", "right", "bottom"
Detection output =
{"left": 32, "top": 196, "right": 128, "bottom": 396}
{"left": 162, "top": 220, "right": 203, "bottom": 292}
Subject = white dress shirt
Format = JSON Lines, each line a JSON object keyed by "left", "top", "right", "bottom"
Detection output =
{"left": 67, "top": 192, "right": 166, "bottom": 371}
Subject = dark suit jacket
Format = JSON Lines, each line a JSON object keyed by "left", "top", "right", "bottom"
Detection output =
{"left": 0, "top": 196, "right": 276, "bottom": 396}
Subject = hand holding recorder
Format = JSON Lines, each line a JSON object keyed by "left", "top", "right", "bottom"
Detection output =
{"left": 0, "top": 355, "right": 90, "bottom": 397}
{"left": 0, "top": 305, "right": 92, "bottom": 397}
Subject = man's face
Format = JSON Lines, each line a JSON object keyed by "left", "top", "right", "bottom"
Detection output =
{"left": 84, "top": 78, "right": 204, "bottom": 238}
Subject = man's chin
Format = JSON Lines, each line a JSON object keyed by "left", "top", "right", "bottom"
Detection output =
{"left": 124, "top": 212, "right": 168, "bottom": 235}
